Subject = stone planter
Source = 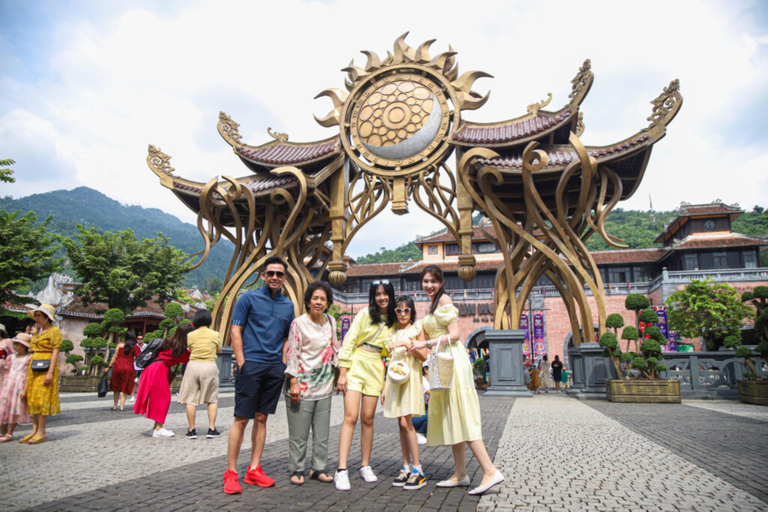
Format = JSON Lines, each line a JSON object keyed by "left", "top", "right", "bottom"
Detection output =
{"left": 606, "top": 379, "right": 681, "bottom": 403}
{"left": 60, "top": 375, "right": 102, "bottom": 392}
{"left": 738, "top": 380, "right": 768, "bottom": 405}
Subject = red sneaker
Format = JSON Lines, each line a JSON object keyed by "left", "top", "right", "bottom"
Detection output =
{"left": 244, "top": 464, "right": 275, "bottom": 487}
{"left": 223, "top": 469, "right": 242, "bottom": 494}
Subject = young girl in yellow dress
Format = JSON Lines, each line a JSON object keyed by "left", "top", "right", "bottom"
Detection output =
{"left": 408, "top": 265, "right": 504, "bottom": 495}
{"left": 334, "top": 280, "right": 396, "bottom": 491}
{"left": 383, "top": 296, "right": 428, "bottom": 490}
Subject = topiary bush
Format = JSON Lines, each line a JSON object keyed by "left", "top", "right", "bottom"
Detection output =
{"left": 60, "top": 339, "right": 74, "bottom": 354}
{"left": 164, "top": 302, "right": 184, "bottom": 319}
{"left": 619, "top": 306, "right": 670, "bottom": 380}
{"left": 599, "top": 332, "right": 624, "bottom": 377}
{"left": 606, "top": 313, "right": 625, "bottom": 335}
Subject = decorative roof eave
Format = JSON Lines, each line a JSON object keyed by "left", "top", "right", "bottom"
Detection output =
{"left": 217, "top": 112, "right": 341, "bottom": 170}
{"left": 146, "top": 144, "right": 344, "bottom": 217}
{"left": 448, "top": 59, "right": 593, "bottom": 148}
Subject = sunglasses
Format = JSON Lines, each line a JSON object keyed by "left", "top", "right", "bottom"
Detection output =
{"left": 372, "top": 280, "right": 390, "bottom": 286}
{"left": 395, "top": 308, "right": 411, "bottom": 314}
{"left": 264, "top": 271, "right": 286, "bottom": 278}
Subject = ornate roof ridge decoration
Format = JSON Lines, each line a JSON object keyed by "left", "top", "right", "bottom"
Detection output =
{"left": 643, "top": 79, "right": 683, "bottom": 134}
{"left": 314, "top": 32, "right": 491, "bottom": 178}
{"left": 217, "top": 111, "right": 341, "bottom": 169}
{"left": 451, "top": 59, "right": 593, "bottom": 147}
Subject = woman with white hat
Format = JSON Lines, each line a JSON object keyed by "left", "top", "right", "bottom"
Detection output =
{"left": 20, "top": 304, "right": 62, "bottom": 444}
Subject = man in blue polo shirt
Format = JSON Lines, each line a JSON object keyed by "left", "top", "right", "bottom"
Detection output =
{"left": 223, "top": 256, "right": 295, "bottom": 494}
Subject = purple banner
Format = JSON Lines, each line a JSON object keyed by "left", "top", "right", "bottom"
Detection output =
{"left": 653, "top": 306, "right": 670, "bottom": 343}
{"left": 341, "top": 315, "right": 351, "bottom": 343}
{"left": 520, "top": 312, "right": 531, "bottom": 357}
{"left": 533, "top": 311, "right": 547, "bottom": 357}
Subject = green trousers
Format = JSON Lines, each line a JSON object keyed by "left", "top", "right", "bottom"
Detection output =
{"left": 285, "top": 394, "right": 332, "bottom": 473}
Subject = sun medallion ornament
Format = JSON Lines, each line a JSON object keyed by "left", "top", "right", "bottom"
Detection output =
{"left": 315, "top": 33, "right": 492, "bottom": 178}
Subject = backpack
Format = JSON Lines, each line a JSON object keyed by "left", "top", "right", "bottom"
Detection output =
{"left": 135, "top": 338, "right": 164, "bottom": 369}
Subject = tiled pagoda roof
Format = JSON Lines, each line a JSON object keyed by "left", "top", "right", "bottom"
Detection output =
{"left": 235, "top": 138, "right": 340, "bottom": 168}
{"left": 452, "top": 109, "right": 573, "bottom": 146}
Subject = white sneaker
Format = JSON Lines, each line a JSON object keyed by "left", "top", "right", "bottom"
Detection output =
{"left": 334, "top": 470, "right": 350, "bottom": 491}
{"left": 129, "top": 396, "right": 135, "bottom": 402}
{"left": 416, "top": 433, "right": 427, "bottom": 445}
{"left": 360, "top": 466, "right": 378, "bottom": 483}
{"left": 152, "top": 427, "right": 175, "bottom": 438}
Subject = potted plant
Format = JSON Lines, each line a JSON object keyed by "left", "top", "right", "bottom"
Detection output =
{"left": 60, "top": 322, "right": 108, "bottom": 392}
{"left": 604, "top": 302, "right": 680, "bottom": 403}
{"left": 473, "top": 357, "right": 486, "bottom": 390}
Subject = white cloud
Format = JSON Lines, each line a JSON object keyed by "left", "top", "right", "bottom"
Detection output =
{"left": 1, "top": 0, "right": 766, "bottom": 255}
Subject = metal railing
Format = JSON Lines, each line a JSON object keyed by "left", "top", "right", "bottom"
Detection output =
{"left": 660, "top": 351, "right": 766, "bottom": 398}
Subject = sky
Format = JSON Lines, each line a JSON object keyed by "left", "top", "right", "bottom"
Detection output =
{"left": 1, "top": 0, "right": 767, "bottom": 258}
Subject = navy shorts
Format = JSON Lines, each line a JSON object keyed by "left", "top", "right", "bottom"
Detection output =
{"left": 234, "top": 361, "right": 286, "bottom": 418}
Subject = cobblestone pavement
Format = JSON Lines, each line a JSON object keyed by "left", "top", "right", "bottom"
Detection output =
{"left": 4, "top": 392, "right": 767, "bottom": 511}
{"left": 477, "top": 395, "right": 767, "bottom": 512}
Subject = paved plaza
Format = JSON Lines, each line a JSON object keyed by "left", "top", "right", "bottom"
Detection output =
{"left": 2, "top": 391, "right": 767, "bottom": 511}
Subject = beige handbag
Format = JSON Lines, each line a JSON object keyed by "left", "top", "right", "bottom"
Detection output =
{"left": 387, "top": 348, "right": 410, "bottom": 385}
{"left": 428, "top": 341, "right": 454, "bottom": 391}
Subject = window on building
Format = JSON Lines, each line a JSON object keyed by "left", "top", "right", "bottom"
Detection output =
{"left": 607, "top": 266, "right": 630, "bottom": 284}
{"left": 445, "top": 243, "right": 460, "bottom": 255}
{"left": 472, "top": 242, "right": 496, "bottom": 254}
{"left": 727, "top": 251, "right": 741, "bottom": 269}
{"left": 427, "top": 245, "right": 438, "bottom": 255}
{"left": 712, "top": 251, "right": 728, "bottom": 269}
{"left": 744, "top": 250, "right": 758, "bottom": 269}
{"left": 632, "top": 265, "right": 653, "bottom": 282}
{"left": 699, "top": 252, "right": 713, "bottom": 269}
{"left": 684, "top": 253, "right": 698, "bottom": 270}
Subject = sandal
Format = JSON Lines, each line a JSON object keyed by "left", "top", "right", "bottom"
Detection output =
{"left": 19, "top": 433, "right": 34, "bottom": 443}
{"left": 27, "top": 435, "right": 46, "bottom": 444}
{"left": 309, "top": 470, "right": 333, "bottom": 483}
{"left": 290, "top": 471, "right": 304, "bottom": 485}
{"left": 0, "top": 434, "right": 13, "bottom": 443}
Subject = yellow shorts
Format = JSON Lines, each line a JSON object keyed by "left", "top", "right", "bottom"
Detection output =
{"left": 346, "top": 349, "right": 386, "bottom": 396}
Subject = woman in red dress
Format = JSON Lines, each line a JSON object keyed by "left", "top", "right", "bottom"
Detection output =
{"left": 104, "top": 331, "right": 141, "bottom": 411}
{"left": 133, "top": 324, "right": 192, "bottom": 438}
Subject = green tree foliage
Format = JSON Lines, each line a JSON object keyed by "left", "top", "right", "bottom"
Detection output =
{"left": 356, "top": 242, "right": 422, "bottom": 264}
{"left": 584, "top": 208, "right": 678, "bottom": 251}
{"left": 0, "top": 158, "right": 15, "bottom": 184}
{"left": 164, "top": 303, "right": 184, "bottom": 319}
{"left": 0, "top": 187, "right": 233, "bottom": 288}
{"left": 66, "top": 354, "right": 84, "bottom": 374}
{"left": 60, "top": 340, "right": 74, "bottom": 353}
{"left": 605, "top": 313, "right": 625, "bottom": 334}
{"left": 665, "top": 278, "right": 755, "bottom": 351}
{"left": 61, "top": 225, "right": 189, "bottom": 313}
{"left": 598, "top": 332, "right": 623, "bottom": 377}
{"left": 0, "top": 210, "right": 63, "bottom": 314}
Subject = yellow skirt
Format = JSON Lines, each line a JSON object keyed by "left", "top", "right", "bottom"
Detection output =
{"left": 26, "top": 357, "right": 60, "bottom": 416}
{"left": 427, "top": 342, "right": 482, "bottom": 445}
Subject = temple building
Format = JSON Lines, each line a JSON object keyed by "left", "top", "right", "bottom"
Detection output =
{"left": 328, "top": 200, "right": 768, "bottom": 362}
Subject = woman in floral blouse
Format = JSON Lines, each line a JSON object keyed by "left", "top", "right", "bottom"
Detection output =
{"left": 284, "top": 281, "right": 340, "bottom": 485}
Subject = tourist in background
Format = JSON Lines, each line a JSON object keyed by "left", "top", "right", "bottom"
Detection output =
{"left": 384, "top": 296, "right": 428, "bottom": 490}
{"left": 133, "top": 323, "right": 193, "bottom": 437}
{"left": 104, "top": 330, "right": 141, "bottom": 411}
{"left": 223, "top": 256, "right": 295, "bottom": 495}
{"left": 334, "top": 280, "right": 395, "bottom": 491}
{"left": 284, "top": 281, "right": 339, "bottom": 485}
{"left": 561, "top": 366, "right": 570, "bottom": 391}
{"left": 21, "top": 304, "right": 62, "bottom": 444}
{"left": 411, "top": 364, "right": 429, "bottom": 445}
{"left": 179, "top": 309, "right": 222, "bottom": 439}
{"left": 539, "top": 355, "right": 553, "bottom": 392}
{"left": 0, "top": 324, "right": 12, "bottom": 387}
{"left": 530, "top": 362, "right": 541, "bottom": 394}
{"left": 0, "top": 334, "right": 32, "bottom": 442}
{"left": 408, "top": 265, "right": 504, "bottom": 495}
{"left": 130, "top": 334, "right": 147, "bottom": 403}
{"left": 551, "top": 355, "right": 563, "bottom": 393}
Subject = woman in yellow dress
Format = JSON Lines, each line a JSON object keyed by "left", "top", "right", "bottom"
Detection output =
{"left": 20, "top": 304, "right": 62, "bottom": 444}
{"left": 408, "top": 265, "right": 504, "bottom": 495}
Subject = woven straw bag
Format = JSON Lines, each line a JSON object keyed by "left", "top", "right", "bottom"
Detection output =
{"left": 428, "top": 342, "right": 454, "bottom": 391}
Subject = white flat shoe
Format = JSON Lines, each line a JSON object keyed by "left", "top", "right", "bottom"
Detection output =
{"left": 468, "top": 471, "right": 504, "bottom": 495}
{"left": 436, "top": 476, "right": 470, "bottom": 488}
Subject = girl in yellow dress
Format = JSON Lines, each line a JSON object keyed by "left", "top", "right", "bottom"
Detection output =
{"left": 408, "top": 265, "right": 504, "bottom": 495}
{"left": 334, "top": 280, "right": 395, "bottom": 491}
{"left": 383, "top": 296, "right": 428, "bottom": 490}
{"left": 20, "top": 304, "right": 62, "bottom": 444}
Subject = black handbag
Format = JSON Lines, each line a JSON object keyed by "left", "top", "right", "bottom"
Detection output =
{"left": 30, "top": 359, "right": 50, "bottom": 372}
{"left": 98, "top": 373, "right": 110, "bottom": 398}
